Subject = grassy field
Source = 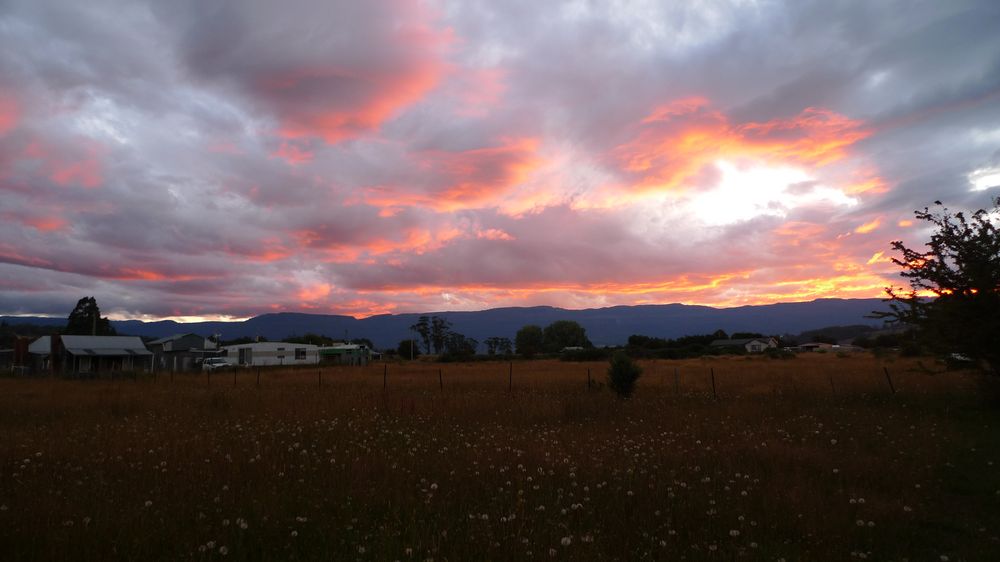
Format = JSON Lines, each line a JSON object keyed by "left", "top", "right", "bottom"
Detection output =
{"left": 1, "top": 354, "right": 998, "bottom": 561}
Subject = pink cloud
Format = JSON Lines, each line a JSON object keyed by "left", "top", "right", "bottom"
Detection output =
{"left": 22, "top": 138, "right": 105, "bottom": 188}
{"left": 0, "top": 95, "right": 17, "bottom": 135}
{"left": 364, "top": 138, "right": 544, "bottom": 211}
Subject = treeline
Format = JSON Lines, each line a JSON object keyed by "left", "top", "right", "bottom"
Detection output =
{"left": 402, "top": 315, "right": 485, "bottom": 361}
{"left": 625, "top": 330, "right": 780, "bottom": 359}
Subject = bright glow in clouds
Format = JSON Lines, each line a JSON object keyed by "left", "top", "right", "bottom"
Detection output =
{"left": 688, "top": 160, "right": 856, "bottom": 226}
{"left": 969, "top": 167, "right": 1000, "bottom": 191}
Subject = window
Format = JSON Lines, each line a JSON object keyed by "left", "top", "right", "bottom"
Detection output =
{"left": 238, "top": 347, "right": 253, "bottom": 365}
{"left": 295, "top": 348, "right": 307, "bottom": 360}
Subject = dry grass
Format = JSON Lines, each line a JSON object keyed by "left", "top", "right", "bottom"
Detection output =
{"left": 1, "top": 354, "right": 998, "bottom": 561}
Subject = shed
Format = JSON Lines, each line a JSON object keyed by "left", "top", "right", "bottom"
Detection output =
{"left": 318, "top": 344, "right": 373, "bottom": 366}
{"left": 221, "top": 342, "right": 319, "bottom": 367}
{"left": 147, "top": 333, "right": 219, "bottom": 372}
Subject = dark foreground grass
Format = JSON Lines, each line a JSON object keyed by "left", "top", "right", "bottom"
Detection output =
{"left": 0, "top": 355, "right": 998, "bottom": 561}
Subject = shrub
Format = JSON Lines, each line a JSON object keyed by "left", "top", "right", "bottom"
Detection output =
{"left": 607, "top": 352, "right": 642, "bottom": 398}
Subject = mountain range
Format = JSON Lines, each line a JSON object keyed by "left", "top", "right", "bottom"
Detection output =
{"left": 2, "top": 298, "right": 891, "bottom": 349}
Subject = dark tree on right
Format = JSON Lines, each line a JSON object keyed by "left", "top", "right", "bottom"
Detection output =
{"left": 876, "top": 199, "right": 1000, "bottom": 374}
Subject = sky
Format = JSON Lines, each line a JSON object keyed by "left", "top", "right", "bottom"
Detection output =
{"left": 1, "top": 0, "right": 999, "bottom": 321}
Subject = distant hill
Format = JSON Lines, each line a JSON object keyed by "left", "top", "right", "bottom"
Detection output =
{"left": 2, "top": 298, "right": 891, "bottom": 349}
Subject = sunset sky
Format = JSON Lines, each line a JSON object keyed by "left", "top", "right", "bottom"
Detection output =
{"left": 1, "top": 0, "right": 999, "bottom": 321}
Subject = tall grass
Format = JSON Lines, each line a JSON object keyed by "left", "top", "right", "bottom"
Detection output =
{"left": 0, "top": 354, "right": 997, "bottom": 560}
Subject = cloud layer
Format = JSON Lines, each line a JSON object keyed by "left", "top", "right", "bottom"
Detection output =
{"left": 2, "top": 0, "right": 999, "bottom": 320}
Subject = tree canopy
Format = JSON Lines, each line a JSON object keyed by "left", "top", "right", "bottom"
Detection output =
{"left": 878, "top": 199, "right": 1000, "bottom": 373}
{"left": 515, "top": 325, "right": 544, "bottom": 357}
{"left": 542, "top": 320, "right": 592, "bottom": 352}
{"left": 65, "top": 297, "right": 116, "bottom": 336}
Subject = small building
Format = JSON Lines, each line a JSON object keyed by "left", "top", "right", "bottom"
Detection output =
{"left": 28, "top": 335, "right": 153, "bottom": 375}
{"left": 221, "top": 342, "right": 319, "bottom": 367}
{"left": 147, "top": 333, "right": 219, "bottom": 372}
{"left": 798, "top": 342, "right": 836, "bottom": 352}
{"left": 709, "top": 337, "right": 778, "bottom": 353}
{"left": 318, "top": 343, "right": 373, "bottom": 366}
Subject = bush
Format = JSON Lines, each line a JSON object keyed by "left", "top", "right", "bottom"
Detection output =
{"left": 607, "top": 352, "right": 642, "bottom": 398}
{"left": 765, "top": 348, "right": 795, "bottom": 360}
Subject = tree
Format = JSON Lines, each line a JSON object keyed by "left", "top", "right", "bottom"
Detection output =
{"left": 515, "top": 325, "right": 544, "bottom": 357}
{"left": 350, "top": 338, "right": 375, "bottom": 349}
{"left": 430, "top": 316, "right": 452, "bottom": 354}
{"left": 542, "top": 320, "right": 592, "bottom": 352}
{"left": 443, "top": 331, "right": 478, "bottom": 358}
{"left": 398, "top": 339, "right": 420, "bottom": 359}
{"left": 485, "top": 336, "right": 513, "bottom": 356}
{"left": 877, "top": 199, "right": 1000, "bottom": 373}
{"left": 65, "top": 297, "right": 116, "bottom": 336}
{"left": 285, "top": 333, "right": 336, "bottom": 346}
{"left": 410, "top": 316, "right": 431, "bottom": 354}
{"left": 607, "top": 351, "right": 642, "bottom": 398}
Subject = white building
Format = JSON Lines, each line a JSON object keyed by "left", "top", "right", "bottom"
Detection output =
{"left": 221, "top": 342, "right": 319, "bottom": 367}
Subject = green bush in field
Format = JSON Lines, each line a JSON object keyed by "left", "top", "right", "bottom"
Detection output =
{"left": 607, "top": 351, "right": 642, "bottom": 398}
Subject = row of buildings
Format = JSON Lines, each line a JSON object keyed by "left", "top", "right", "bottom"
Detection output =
{"left": 15, "top": 334, "right": 375, "bottom": 376}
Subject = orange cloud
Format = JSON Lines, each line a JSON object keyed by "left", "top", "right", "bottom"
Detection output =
{"left": 294, "top": 225, "right": 465, "bottom": 263}
{"left": 476, "top": 228, "right": 514, "bottom": 241}
{"left": 854, "top": 217, "right": 881, "bottom": 234}
{"left": 2, "top": 212, "right": 68, "bottom": 232}
{"left": 614, "top": 99, "right": 871, "bottom": 193}
{"left": 24, "top": 216, "right": 68, "bottom": 232}
{"left": 365, "top": 138, "right": 544, "bottom": 211}
{"left": 272, "top": 64, "right": 439, "bottom": 144}
{"left": 340, "top": 266, "right": 894, "bottom": 316}
{"left": 297, "top": 282, "right": 331, "bottom": 301}
{"left": 112, "top": 269, "right": 204, "bottom": 282}
{"left": 270, "top": 23, "right": 452, "bottom": 145}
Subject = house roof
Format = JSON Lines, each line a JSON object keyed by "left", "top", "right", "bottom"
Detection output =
{"left": 148, "top": 334, "right": 190, "bottom": 345}
{"left": 61, "top": 335, "right": 152, "bottom": 356}
{"left": 710, "top": 338, "right": 768, "bottom": 347}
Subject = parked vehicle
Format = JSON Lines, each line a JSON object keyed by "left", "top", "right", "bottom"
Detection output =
{"left": 201, "top": 357, "right": 233, "bottom": 371}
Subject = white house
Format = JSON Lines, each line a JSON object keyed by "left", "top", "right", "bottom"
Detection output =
{"left": 709, "top": 337, "right": 778, "bottom": 353}
{"left": 221, "top": 342, "right": 319, "bottom": 367}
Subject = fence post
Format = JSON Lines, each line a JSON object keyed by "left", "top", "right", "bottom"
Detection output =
{"left": 383, "top": 363, "right": 388, "bottom": 392}
{"left": 508, "top": 362, "right": 513, "bottom": 393}
{"left": 674, "top": 367, "right": 679, "bottom": 394}
{"left": 587, "top": 368, "right": 591, "bottom": 390}
{"left": 883, "top": 366, "right": 896, "bottom": 395}
{"left": 710, "top": 367, "right": 718, "bottom": 400}
{"left": 233, "top": 367, "right": 237, "bottom": 387}
{"left": 439, "top": 368, "right": 443, "bottom": 391}
{"left": 828, "top": 373, "right": 836, "bottom": 395}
